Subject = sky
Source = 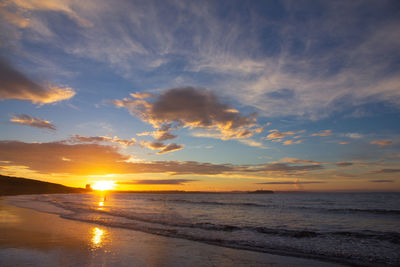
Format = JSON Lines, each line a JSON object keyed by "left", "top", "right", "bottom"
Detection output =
{"left": 0, "top": 0, "right": 400, "bottom": 191}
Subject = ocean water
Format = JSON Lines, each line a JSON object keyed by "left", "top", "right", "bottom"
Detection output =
{"left": 7, "top": 192, "right": 400, "bottom": 266}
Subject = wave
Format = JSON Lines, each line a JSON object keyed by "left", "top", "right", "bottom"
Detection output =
{"left": 49, "top": 200, "right": 400, "bottom": 245}
{"left": 140, "top": 197, "right": 400, "bottom": 216}
{"left": 145, "top": 197, "right": 268, "bottom": 207}
{"left": 326, "top": 208, "right": 400, "bottom": 215}
{"left": 60, "top": 211, "right": 400, "bottom": 266}
{"left": 6, "top": 194, "right": 400, "bottom": 266}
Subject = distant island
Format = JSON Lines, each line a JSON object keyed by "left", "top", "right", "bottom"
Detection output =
{"left": 0, "top": 175, "right": 87, "bottom": 196}
{"left": 248, "top": 190, "right": 274, "bottom": 194}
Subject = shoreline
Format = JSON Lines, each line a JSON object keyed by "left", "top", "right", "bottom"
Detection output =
{"left": 0, "top": 197, "right": 346, "bottom": 267}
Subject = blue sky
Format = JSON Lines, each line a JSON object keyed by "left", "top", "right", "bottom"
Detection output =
{"left": 0, "top": 0, "right": 399, "bottom": 191}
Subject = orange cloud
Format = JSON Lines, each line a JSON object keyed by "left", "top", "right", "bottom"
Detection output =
{"left": 370, "top": 140, "right": 392, "bottom": 147}
{"left": 2, "top": 0, "right": 92, "bottom": 27}
{"left": 10, "top": 114, "right": 56, "bottom": 130}
{"left": 0, "top": 60, "right": 75, "bottom": 104}
{"left": 130, "top": 92, "right": 153, "bottom": 99}
{"left": 266, "top": 131, "right": 297, "bottom": 140}
{"left": 283, "top": 139, "right": 303, "bottom": 145}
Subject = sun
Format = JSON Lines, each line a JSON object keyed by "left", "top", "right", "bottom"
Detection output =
{"left": 92, "top": 181, "right": 116, "bottom": 191}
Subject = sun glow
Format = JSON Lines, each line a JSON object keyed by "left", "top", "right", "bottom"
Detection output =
{"left": 92, "top": 181, "right": 115, "bottom": 191}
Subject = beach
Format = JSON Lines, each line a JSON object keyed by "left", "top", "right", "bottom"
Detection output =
{"left": 0, "top": 197, "right": 345, "bottom": 267}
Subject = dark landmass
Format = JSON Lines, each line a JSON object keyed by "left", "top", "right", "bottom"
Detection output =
{"left": 0, "top": 174, "right": 275, "bottom": 196}
{"left": 0, "top": 175, "right": 87, "bottom": 196}
{"left": 248, "top": 190, "right": 274, "bottom": 194}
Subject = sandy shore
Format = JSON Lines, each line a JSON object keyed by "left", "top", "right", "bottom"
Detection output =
{"left": 0, "top": 198, "right": 345, "bottom": 267}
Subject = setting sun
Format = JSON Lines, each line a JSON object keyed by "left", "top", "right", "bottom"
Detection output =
{"left": 91, "top": 181, "right": 115, "bottom": 191}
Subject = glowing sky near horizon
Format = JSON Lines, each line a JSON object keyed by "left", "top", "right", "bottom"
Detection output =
{"left": 0, "top": 0, "right": 399, "bottom": 191}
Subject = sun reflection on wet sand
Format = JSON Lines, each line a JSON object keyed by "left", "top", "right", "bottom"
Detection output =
{"left": 91, "top": 227, "right": 104, "bottom": 249}
{"left": 97, "top": 201, "right": 104, "bottom": 210}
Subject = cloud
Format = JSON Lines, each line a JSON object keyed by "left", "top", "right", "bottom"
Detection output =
{"left": 266, "top": 131, "right": 298, "bottom": 140}
{"left": 256, "top": 181, "right": 325, "bottom": 185}
{"left": 114, "top": 87, "right": 259, "bottom": 141}
{"left": 369, "top": 179, "right": 394, "bottom": 183}
{"left": 119, "top": 179, "right": 197, "bottom": 185}
{"left": 336, "top": 162, "right": 353, "bottom": 167}
{"left": 345, "top": 133, "right": 363, "bottom": 139}
{"left": 370, "top": 140, "right": 393, "bottom": 147}
{"left": 140, "top": 141, "right": 184, "bottom": 154}
{"left": 263, "top": 163, "right": 323, "bottom": 172}
{"left": 339, "top": 141, "right": 350, "bottom": 145}
{"left": 0, "top": 140, "right": 324, "bottom": 176}
{"left": 4, "top": 0, "right": 400, "bottom": 120}
{"left": 278, "top": 158, "right": 318, "bottom": 164}
{"left": 283, "top": 139, "right": 303, "bottom": 145}
{"left": 373, "top": 168, "right": 400, "bottom": 173}
{"left": 130, "top": 92, "right": 153, "bottom": 99}
{"left": 238, "top": 139, "right": 267, "bottom": 149}
{"left": 0, "top": 6, "right": 30, "bottom": 28}
{"left": 311, "top": 130, "right": 332, "bottom": 137}
{"left": 10, "top": 114, "right": 56, "bottom": 130}
{"left": 68, "top": 134, "right": 136, "bottom": 146}
{"left": 139, "top": 124, "right": 178, "bottom": 141}
{"left": 2, "top": 0, "right": 92, "bottom": 28}
{"left": 0, "top": 140, "right": 232, "bottom": 175}
{"left": 0, "top": 60, "right": 75, "bottom": 104}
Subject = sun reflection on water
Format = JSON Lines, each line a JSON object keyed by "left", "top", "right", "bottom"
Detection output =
{"left": 91, "top": 227, "right": 104, "bottom": 249}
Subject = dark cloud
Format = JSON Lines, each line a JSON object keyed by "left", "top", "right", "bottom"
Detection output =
{"left": 140, "top": 141, "right": 184, "bottom": 154}
{"left": 158, "top": 143, "right": 184, "bottom": 154}
{"left": 10, "top": 114, "right": 56, "bottom": 130}
{"left": 336, "top": 162, "right": 353, "bottom": 167}
{"left": 119, "top": 179, "right": 197, "bottom": 185}
{"left": 155, "top": 131, "right": 177, "bottom": 141}
{"left": 369, "top": 179, "right": 394, "bottom": 183}
{"left": 263, "top": 163, "right": 323, "bottom": 172}
{"left": 0, "top": 59, "right": 75, "bottom": 104}
{"left": 114, "top": 87, "right": 259, "bottom": 141}
{"left": 256, "top": 181, "right": 325, "bottom": 185}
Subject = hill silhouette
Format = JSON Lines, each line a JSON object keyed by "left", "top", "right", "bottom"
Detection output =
{"left": 0, "top": 175, "right": 86, "bottom": 196}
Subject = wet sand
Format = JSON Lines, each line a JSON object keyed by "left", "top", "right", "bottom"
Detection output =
{"left": 0, "top": 198, "right": 346, "bottom": 267}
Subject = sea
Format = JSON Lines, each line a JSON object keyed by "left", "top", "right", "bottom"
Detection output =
{"left": 6, "top": 192, "right": 400, "bottom": 266}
